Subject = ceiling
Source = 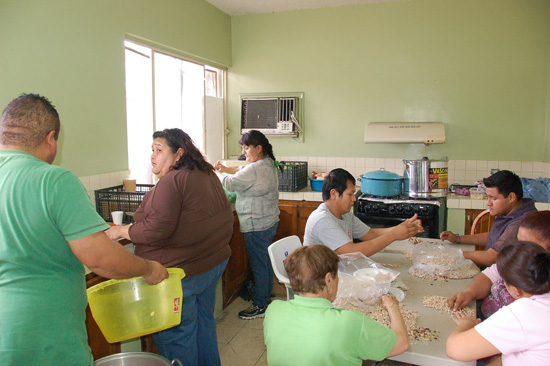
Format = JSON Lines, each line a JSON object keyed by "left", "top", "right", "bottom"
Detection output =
{"left": 205, "top": 0, "right": 402, "bottom": 16}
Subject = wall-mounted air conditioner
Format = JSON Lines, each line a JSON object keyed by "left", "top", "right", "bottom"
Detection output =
{"left": 240, "top": 92, "right": 304, "bottom": 140}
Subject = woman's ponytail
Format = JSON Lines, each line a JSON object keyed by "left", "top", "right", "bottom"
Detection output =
{"left": 534, "top": 252, "right": 550, "bottom": 289}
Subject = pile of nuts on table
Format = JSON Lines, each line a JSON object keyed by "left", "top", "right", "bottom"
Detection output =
{"left": 333, "top": 297, "right": 440, "bottom": 342}
{"left": 333, "top": 237, "right": 478, "bottom": 343}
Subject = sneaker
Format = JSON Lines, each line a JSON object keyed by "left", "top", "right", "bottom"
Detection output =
{"left": 238, "top": 304, "right": 267, "bottom": 320}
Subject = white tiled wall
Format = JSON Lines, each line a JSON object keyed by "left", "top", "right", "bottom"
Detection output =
{"left": 278, "top": 157, "right": 550, "bottom": 186}
{"left": 78, "top": 170, "right": 131, "bottom": 206}
{"left": 81, "top": 161, "right": 550, "bottom": 208}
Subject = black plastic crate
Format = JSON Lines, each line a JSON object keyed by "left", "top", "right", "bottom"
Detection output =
{"left": 278, "top": 161, "right": 308, "bottom": 192}
{"left": 94, "top": 184, "right": 154, "bottom": 224}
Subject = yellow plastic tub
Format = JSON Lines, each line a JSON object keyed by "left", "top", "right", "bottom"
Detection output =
{"left": 87, "top": 268, "right": 185, "bottom": 343}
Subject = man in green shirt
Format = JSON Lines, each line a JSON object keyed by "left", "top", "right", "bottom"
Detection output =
{"left": 0, "top": 94, "right": 168, "bottom": 365}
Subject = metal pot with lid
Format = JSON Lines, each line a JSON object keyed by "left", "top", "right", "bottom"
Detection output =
{"left": 403, "top": 156, "right": 448, "bottom": 198}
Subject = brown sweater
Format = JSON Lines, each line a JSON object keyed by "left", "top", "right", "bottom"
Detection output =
{"left": 129, "top": 167, "right": 233, "bottom": 277}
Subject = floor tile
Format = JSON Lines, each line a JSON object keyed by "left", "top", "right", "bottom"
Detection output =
{"left": 254, "top": 350, "right": 268, "bottom": 366}
{"left": 229, "top": 327, "right": 266, "bottom": 350}
{"left": 216, "top": 298, "right": 249, "bottom": 327}
{"left": 219, "top": 344, "right": 264, "bottom": 366}
{"left": 241, "top": 316, "right": 264, "bottom": 330}
{"left": 216, "top": 323, "right": 241, "bottom": 344}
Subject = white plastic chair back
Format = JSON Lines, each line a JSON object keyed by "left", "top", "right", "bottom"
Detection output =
{"left": 268, "top": 235, "right": 302, "bottom": 300}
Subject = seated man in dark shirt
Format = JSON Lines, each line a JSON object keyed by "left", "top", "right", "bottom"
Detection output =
{"left": 440, "top": 170, "right": 536, "bottom": 267}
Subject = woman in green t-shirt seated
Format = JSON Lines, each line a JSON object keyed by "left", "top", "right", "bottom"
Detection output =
{"left": 263, "top": 244, "right": 410, "bottom": 366}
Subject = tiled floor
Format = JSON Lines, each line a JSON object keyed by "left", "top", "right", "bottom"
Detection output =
{"left": 215, "top": 297, "right": 413, "bottom": 366}
{"left": 216, "top": 297, "right": 269, "bottom": 366}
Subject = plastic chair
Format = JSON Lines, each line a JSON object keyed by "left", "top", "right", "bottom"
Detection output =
{"left": 268, "top": 235, "right": 302, "bottom": 300}
{"left": 470, "top": 209, "right": 491, "bottom": 235}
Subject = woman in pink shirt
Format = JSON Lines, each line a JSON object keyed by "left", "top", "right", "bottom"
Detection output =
{"left": 446, "top": 241, "right": 550, "bottom": 366}
{"left": 447, "top": 211, "right": 550, "bottom": 318}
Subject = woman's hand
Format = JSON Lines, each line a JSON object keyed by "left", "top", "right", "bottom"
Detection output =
{"left": 381, "top": 294, "right": 410, "bottom": 356}
{"left": 214, "top": 163, "right": 239, "bottom": 175}
{"left": 380, "top": 294, "right": 400, "bottom": 310}
{"left": 451, "top": 311, "right": 481, "bottom": 328}
{"left": 448, "top": 290, "right": 475, "bottom": 311}
{"left": 105, "top": 225, "right": 131, "bottom": 241}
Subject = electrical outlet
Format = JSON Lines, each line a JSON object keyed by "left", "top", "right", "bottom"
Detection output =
{"left": 491, "top": 168, "right": 499, "bottom": 174}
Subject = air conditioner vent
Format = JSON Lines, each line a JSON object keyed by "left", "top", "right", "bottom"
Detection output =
{"left": 240, "top": 92, "right": 304, "bottom": 140}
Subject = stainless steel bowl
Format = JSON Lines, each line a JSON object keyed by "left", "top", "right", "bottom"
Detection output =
{"left": 93, "top": 352, "right": 182, "bottom": 366}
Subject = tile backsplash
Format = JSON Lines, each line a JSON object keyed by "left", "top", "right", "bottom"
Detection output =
{"left": 80, "top": 160, "right": 550, "bottom": 208}
{"left": 79, "top": 170, "right": 131, "bottom": 206}
{"left": 277, "top": 157, "right": 550, "bottom": 186}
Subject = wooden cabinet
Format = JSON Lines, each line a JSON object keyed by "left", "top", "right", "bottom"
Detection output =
{"left": 275, "top": 200, "right": 321, "bottom": 243}
{"left": 464, "top": 209, "right": 496, "bottom": 250}
{"left": 222, "top": 212, "right": 250, "bottom": 308}
{"left": 276, "top": 201, "right": 299, "bottom": 239}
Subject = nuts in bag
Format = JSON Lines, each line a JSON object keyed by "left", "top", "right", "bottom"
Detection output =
{"left": 337, "top": 252, "right": 400, "bottom": 304}
{"left": 408, "top": 242, "right": 479, "bottom": 279}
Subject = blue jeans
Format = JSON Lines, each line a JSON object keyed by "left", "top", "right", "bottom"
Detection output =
{"left": 153, "top": 259, "right": 228, "bottom": 366}
{"left": 244, "top": 222, "right": 278, "bottom": 308}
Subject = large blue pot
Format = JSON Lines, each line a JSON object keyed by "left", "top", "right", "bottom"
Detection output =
{"left": 358, "top": 168, "right": 403, "bottom": 197}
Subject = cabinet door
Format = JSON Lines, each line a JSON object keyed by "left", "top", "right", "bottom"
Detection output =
{"left": 297, "top": 201, "right": 321, "bottom": 242}
{"left": 222, "top": 213, "right": 249, "bottom": 308}
{"left": 274, "top": 201, "right": 299, "bottom": 242}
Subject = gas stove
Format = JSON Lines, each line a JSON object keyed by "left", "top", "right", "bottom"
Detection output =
{"left": 355, "top": 193, "right": 447, "bottom": 239}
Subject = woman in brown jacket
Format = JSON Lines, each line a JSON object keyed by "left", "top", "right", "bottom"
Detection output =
{"left": 107, "top": 128, "right": 233, "bottom": 366}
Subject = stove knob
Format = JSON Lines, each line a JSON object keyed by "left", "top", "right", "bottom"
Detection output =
{"left": 420, "top": 207, "right": 429, "bottom": 215}
{"left": 404, "top": 205, "right": 413, "bottom": 214}
{"left": 388, "top": 205, "right": 396, "bottom": 214}
{"left": 371, "top": 205, "right": 379, "bottom": 213}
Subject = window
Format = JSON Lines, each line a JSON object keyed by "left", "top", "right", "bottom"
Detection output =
{"left": 124, "top": 40, "right": 225, "bottom": 183}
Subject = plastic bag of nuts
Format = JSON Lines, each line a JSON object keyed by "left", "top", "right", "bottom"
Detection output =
{"left": 409, "top": 243, "right": 479, "bottom": 280}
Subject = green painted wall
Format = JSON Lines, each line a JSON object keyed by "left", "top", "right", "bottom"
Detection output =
{"left": 546, "top": 43, "right": 550, "bottom": 163}
{"left": 447, "top": 209, "right": 466, "bottom": 236}
{"left": 228, "top": 0, "right": 550, "bottom": 162}
{"left": 0, "top": 0, "right": 231, "bottom": 176}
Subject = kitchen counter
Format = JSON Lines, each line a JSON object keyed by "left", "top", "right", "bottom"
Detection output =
{"left": 278, "top": 186, "right": 324, "bottom": 202}
{"left": 447, "top": 193, "right": 550, "bottom": 211}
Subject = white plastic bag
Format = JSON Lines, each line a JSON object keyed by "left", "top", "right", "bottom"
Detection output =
{"left": 337, "top": 252, "right": 400, "bottom": 302}
{"left": 409, "top": 242, "right": 479, "bottom": 279}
